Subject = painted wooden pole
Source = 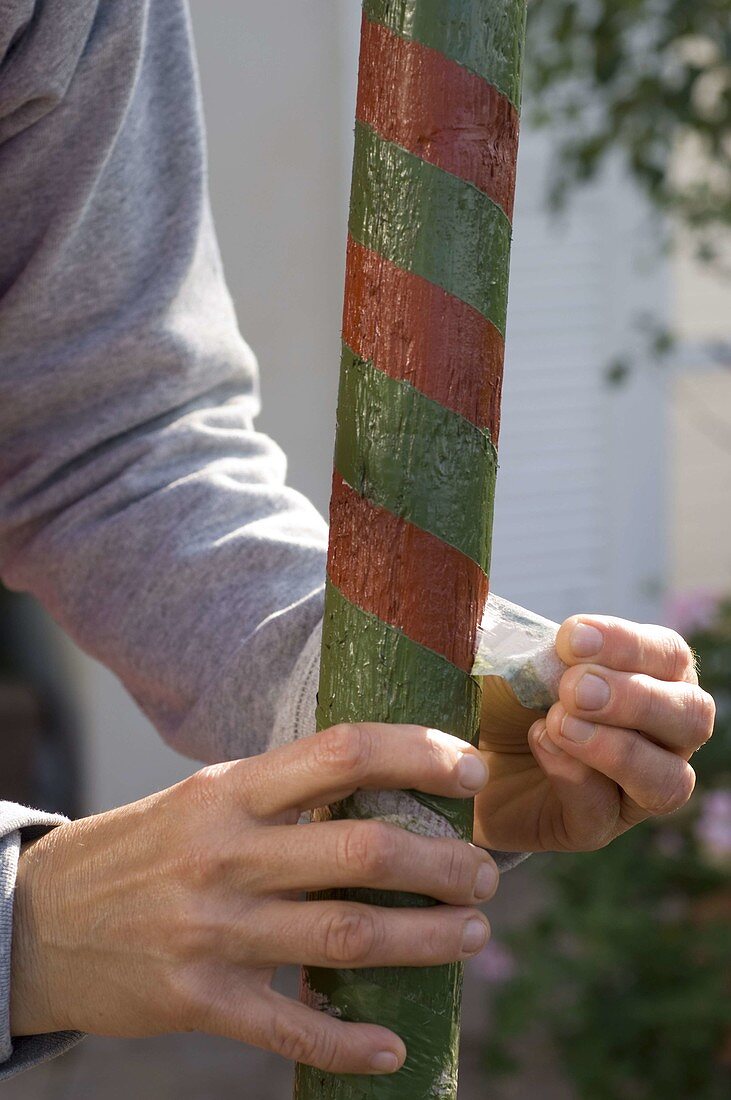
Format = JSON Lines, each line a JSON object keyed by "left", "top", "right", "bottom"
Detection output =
{"left": 295, "top": 2, "right": 527, "bottom": 1097}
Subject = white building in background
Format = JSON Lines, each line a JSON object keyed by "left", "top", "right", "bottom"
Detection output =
{"left": 52, "top": 1, "right": 729, "bottom": 814}
{"left": 670, "top": 234, "right": 731, "bottom": 596}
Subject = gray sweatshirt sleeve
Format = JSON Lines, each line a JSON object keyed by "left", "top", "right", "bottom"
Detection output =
{"left": 0, "top": 804, "right": 83, "bottom": 1079}
{"left": 0, "top": 0, "right": 328, "bottom": 766}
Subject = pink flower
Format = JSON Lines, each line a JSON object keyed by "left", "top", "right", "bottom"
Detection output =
{"left": 470, "top": 940, "right": 517, "bottom": 984}
{"left": 664, "top": 589, "right": 719, "bottom": 638}
{"left": 695, "top": 790, "right": 731, "bottom": 861}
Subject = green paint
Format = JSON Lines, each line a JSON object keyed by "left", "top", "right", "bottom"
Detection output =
{"left": 316, "top": 580, "right": 481, "bottom": 840}
{"left": 350, "top": 122, "right": 512, "bottom": 335}
{"left": 334, "top": 346, "right": 497, "bottom": 572}
{"left": 297, "top": 963, "right": 463, "bottom": 1099}
{"left": 363, "top": 0, "right": 527, "bottom": 108}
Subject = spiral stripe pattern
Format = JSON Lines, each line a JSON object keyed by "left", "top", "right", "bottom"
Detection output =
{"left": 296, "top": 3, "right": 526, "bottom": 1097}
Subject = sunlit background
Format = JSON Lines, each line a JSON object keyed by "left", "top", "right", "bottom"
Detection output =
{"left": 2, "top": 1, "right": 729, "bottom": 1097}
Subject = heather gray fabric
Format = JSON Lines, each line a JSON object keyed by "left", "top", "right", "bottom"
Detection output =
{"left": 0, "top": 0, "right": 525, "bottom": 1077}
{"left": 0, "top": 805, "right": 83, "bottom": 1076}
{"left": 0, "top": 0, "right": 329, "bottom": 766}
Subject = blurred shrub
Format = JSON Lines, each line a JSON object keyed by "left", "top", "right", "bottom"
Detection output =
{"left": 526, "top": 0, "right": 731, "bottom": 258}
{"left": 483, "top": 598, "right": 731, "bottom": 1100}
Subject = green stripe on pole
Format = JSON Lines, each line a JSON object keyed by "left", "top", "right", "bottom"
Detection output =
{"left": 317, "top": 579, "right": 481, "bottom": 839}
{"left": 334, "top": 345, "right": 497, "bottom": 573}
{"left": 301, "top": 964, "right": 463, "bottom": 1100}
{"left": 349, "top": 122, "right": 512, "bottom": 335}
{"left": 363, "top": 0, "right": 526, "bottom": 108}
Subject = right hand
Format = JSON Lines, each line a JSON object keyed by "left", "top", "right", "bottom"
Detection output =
{"left": 11, "top": 723, "right": 496, "bottom": 1076}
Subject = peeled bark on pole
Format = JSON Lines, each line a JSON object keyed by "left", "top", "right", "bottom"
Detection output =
{"left": 295, "top": 2, "right": 527, "bottom": 1096}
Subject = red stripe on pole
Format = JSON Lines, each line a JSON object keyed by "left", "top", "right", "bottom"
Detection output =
{"left": 327, "top": 470, "right": 487, "bottom": 674}
{"left": 343, "top": 237, "right": 504, "bottom": 438}
{"left": 356, "top": 16, "right": 519, "bottom": 220}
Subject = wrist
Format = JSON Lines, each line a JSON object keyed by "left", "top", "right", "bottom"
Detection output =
{"left": 10, "top": 832, "right": 70, "bottom": 1037}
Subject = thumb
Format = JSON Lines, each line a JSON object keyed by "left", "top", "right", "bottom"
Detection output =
{"left": 528, "top": 713, "right": 618, "bottom": 850}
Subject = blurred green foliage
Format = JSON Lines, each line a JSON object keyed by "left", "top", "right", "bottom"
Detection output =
{"left": 526, "top": 0, "right": 731, "bottom": 259}
{"left": 484, "top": 600, "right": 731, "bottom": 1099}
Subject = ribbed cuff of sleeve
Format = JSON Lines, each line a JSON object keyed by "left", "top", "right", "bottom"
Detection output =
{"left": 271, "top": 619, "right": 322, "bottom": 748}
{"left": 0, "top": 802, "right": 84, "bottom": 1079}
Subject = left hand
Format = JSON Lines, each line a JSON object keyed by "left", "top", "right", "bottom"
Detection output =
{"left": 474, "top": 615, "right": 716, "bottom": 852}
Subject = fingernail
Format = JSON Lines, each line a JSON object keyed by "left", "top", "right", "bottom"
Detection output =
{"left": 370, "top": 1051, "right": 400, "bottom": 1074}
{"left": 462, "top": 918, "right": 488, "bottom": 955}
{"left": 561, "top": 714, "right": 597, "bottom": 743}
{"left": 537, "top": 728, "right": 564, "bottom": 755}
{"left": 474, "top": 862, "right": 497, "bottom": 900}
{"left": 576, "top": 673, "right": 610, "bottom": 711}
{"left": 570, "top": 622, "right": 604, "bottom": 658}
{"left": 457, "top": 753, "right": 488, "bottom": 791}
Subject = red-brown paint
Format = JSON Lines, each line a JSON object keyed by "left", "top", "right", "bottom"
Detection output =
{"left": 356, "top": 17, "right": 519, "bottom": 221}
{"left": 343, "top": 237, "right": 503, "bottom": 439}
{"left": 327, "top": 470, "right": 487, "bottom": 674}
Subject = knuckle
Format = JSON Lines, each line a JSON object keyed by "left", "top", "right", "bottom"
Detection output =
{"left": 321, "top": 905, "right": 379, "bottom": 966}
{"left": 171, "top": 897, "right": 222, "bottom": 960}
{"left": 271, "top": 1016, "right": 337, "bottom": 1070}
{"left": 314, "top": 723, "right": 374, "bottom": 781}
{"left": 185, "top": 835, "right": 232, "bottom": 889}
{"left": 662, "top": 629, "right": 694, "bottom": 681}
{"left": 340, "top": 821, "right": 396, "bottom": 880}
{"left": 441, "top": 842, "right": 469, "bottom": 895}
{"left": 615, "top": 731, "right": 643, "bottom": 782}
{"left": 179, "top": 764, "right": 229, "bottom": 818}
{"left": 640, "top": 675, "right": 666, "bottom": 729}
{"left": 674, "top": 686, "right": 716, "bottom": 750}
{"left": 176, "top": 770, "right": 216, "bottom": 814}
{"left": 419, "top": 918, "right": 447, "bottom": 960}
{"left": 574, "top": 833, "right": 608, "bottom": 854}
{"left": 647, "top": 764, "right": 696, "bottom": 817}
{"left": 691, "top": 688, "right": 716, "bottom": 742}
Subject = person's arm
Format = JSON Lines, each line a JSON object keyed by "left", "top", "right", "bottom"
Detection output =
{"left": 0, "top": 0, "right": 326, "bottom": 767}
{"left": 0, "top": 4, "right": 521, "bottom": 1076}
{"left": 0, "top": 0, "right": 331, "bottom": 1075}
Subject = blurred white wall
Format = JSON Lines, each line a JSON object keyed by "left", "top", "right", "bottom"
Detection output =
{"left": 491, "top": 139, "right": 668, "bottom": 624}
{"left": 66, "top": 2, "right": 677, "bottom": 812}
{"left": 670, "top": 370, "right": 731, "bottom": 593}
{"left": 191, "top": 1, "right": 348, "bottom": 517}
{"left": 668, "top": 229, "right": 731, "bottom": 598}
